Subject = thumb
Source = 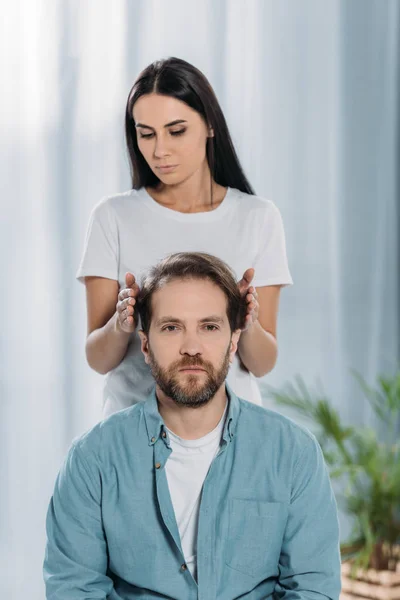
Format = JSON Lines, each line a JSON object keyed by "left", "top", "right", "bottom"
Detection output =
{"left": 241, "top": 268, "right": 255, "bottom": 286}
{"left": 125, "top": 272, "right": 136, "bottom": 288}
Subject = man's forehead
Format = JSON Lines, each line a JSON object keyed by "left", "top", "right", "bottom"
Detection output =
{"left": 150, "top": 279, "right": 229, "bottom": 322}
{"left": 152, "top": 277, "right": 226, "bottom": 299}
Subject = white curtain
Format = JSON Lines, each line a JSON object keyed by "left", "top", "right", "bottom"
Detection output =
{"left": 2, "top": 1, "right": 399, "bottom": 597}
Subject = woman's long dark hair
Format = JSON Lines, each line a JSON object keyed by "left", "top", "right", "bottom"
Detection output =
{"left": 125, "top": 57, "right": 255, "bottom": 195}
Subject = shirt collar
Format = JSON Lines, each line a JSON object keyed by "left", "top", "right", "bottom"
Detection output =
{"left": 143, "top": 383, "right": 241, "bottom": 446}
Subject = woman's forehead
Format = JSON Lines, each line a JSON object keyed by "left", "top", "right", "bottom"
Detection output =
{"left": 133, "top": 93, "right": 198, "bottom": 124}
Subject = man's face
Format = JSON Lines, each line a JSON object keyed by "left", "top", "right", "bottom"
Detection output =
{"left": 139, "top": 278, "right": 240, "bottom": 408}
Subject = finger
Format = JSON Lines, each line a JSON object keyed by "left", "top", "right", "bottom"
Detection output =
{"left": 119, "top": 297, "right": 135, "bottom": 314}
{"left": 119, "top": 313, "right": 134, "bottom": 330}
{"left": 237, "top": 279, "right": 250, "bottom": 296}
{"left": 118, "top": 287, "right": 138, "bottom": 301}
{"left": 125, "top": 272, "right": 136, "bottom": 288}
{"left": 123, "top": 306, "right": 133, "bottom": 320}
{"left": 118, "top": 289, "right": 131, "bottom": 301}
{"left": 119, "top": 306, "right": 135, "bottom": 326}
{"left": 130, "top": 282, "right": 140, "bottom": 297}
{"left": 247, "top": 294, "right": 259, "bottom": 307}
{"left": 237, "top": 270, "right": 255, "bottom": 296}
{"left": 242, "top": 268, "right": 255, "bottom": 285}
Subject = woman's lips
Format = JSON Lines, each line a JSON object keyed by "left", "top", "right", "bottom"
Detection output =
{"left": 156, "top": 165, "right": 178, "bottom": 173}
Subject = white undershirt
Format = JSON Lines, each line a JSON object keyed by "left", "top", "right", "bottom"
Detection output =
{"left": 165, "top": 403, "right": 228, "bottom": 581}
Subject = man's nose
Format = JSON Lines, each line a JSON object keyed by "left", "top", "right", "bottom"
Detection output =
{"left": 179, "top": 333, "right": 203, "bottom": 357}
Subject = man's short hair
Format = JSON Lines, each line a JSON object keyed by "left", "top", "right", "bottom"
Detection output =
{"left": 137, "top": 252, "right": 246, "bottom": 334}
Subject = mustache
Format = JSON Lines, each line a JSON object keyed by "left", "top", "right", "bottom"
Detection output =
{"left": 171, "top": 357, "right": 212, "bottom": 371}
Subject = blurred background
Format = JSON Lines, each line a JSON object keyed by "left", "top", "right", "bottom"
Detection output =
{"left": 1, "top": 0, "right": 399, "bottom": 597}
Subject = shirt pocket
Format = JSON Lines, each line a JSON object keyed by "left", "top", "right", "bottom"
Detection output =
{"left": 225, "top": 498, "right": 287, "bottom": 578}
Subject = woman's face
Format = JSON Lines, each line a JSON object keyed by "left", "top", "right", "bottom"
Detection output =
{"left": 132, "top": 93, "right": 212, "bottom": 185}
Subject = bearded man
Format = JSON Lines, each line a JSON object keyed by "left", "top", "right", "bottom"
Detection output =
{"left": 44, "top": 252, "right": 341, "bottom": 600}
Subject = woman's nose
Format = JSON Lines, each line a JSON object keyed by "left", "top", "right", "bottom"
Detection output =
{"left": 153, "top": 135, "right": 171, "bottom": 158}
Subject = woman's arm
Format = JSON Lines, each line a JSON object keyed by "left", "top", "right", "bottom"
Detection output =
{"left": 84, "top": 276, "right": 136, "bottom": 375}
{"left": 237, "top": 285, "right": 281, "bottom": 377}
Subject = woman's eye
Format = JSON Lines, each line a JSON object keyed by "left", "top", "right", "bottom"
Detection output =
{"left": 170, "top": 129, "right": 186, "bottom": 136}
{"left": 139, "top": 129, "right": 185, "bottom": 140}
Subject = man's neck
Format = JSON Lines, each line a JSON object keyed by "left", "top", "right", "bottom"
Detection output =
{"left": 156, "top": 385, "right": 228, "bottom": 440}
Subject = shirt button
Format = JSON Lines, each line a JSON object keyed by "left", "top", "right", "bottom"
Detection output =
{"left": 155, "top": 462, "right": 161, "bottom": 469}
{"left": 181, "top": 563, "right": 187, "bottom": 571}
{"left": 151, "top": 437, "right": 156, "bottom": 443}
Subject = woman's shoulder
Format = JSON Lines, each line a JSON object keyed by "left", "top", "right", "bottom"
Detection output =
{"left": 98, "top": 188, "right": 142, "bottom": 210}
{"left": 229, "top": 187, "right": 282, "bottom": 218}
{"left": 89, "top": 188, "right": 145, "bottom": 222}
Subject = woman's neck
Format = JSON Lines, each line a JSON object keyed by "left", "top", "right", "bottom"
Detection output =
{"left": 146, "top": 168, "right": 227, "bottom": 213}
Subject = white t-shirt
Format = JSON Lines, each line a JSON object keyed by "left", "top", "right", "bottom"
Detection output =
{"left": 76, "top": 186, "right": 293, "bottom": 415}
{"left": 165, "top": 403, "right": 227, "bottom": 581}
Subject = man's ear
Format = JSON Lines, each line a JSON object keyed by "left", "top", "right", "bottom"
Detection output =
{"left": 138, "top": 330, "right": 150, "bottom": 364}
{"left": 229, "top": 329, "right": 241, "bottom": 363}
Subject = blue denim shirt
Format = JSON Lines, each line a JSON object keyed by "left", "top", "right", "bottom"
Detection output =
{"left": 44, "top": 386, "right": 341, "bottom": 599}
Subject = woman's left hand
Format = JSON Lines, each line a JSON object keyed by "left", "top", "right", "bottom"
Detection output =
{"left": 237, "top": 268, "right": 259, "bottom": 332}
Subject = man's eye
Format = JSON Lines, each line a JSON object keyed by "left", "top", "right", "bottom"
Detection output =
{"left": 204, "top": 325, "right": 218, "bottom": 331}
{"left": 162, "top": 325, "right": 178, "bottom": 332}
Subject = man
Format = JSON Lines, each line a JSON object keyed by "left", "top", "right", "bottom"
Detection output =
{"left": 44, "top": 252, "right": 341, "bottom": 599}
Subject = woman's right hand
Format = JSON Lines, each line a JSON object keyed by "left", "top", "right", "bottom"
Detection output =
{"left": 115, "top": 272, "right": 140, "bottom": 333}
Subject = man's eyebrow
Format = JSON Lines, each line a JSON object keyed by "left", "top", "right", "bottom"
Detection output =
{"left": 198, "top": 316, "right": 225, "bottom": 324}
{"left": 154, "top": 315, "right": 225, "bottom": 327}
{"left": 135, "top": 119, "right": 187, "bottom": 130}
{"left": 154, "top": 316, "right": 183, "bottom": 327}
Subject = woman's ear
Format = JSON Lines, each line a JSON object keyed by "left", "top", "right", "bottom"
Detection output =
{"left": 208, "top": 126, "right": 214, "bottom": 138}
{"left": 138, "top": 330, "right": 150, "bottom": 364}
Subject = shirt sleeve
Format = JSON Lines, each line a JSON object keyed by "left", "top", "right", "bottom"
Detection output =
{"left": 252, "top": 202, "right": 293, "bottom": 288}
{"left": 275, "top": 434, "right": 342, "bottom": 599}
{"left": 76, "top": 198, "right": 119, "bottom": 283}
{"left": 43, "top": 443, "right": 114, "bottom": 599}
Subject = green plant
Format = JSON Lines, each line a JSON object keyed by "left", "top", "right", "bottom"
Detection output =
{"left": 268, "top": 371, "right": 400, "bottom": 572}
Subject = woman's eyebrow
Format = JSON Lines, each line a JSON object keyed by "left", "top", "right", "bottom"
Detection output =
{"left": 135, "top": 119, "right": 187, "bottom": 130}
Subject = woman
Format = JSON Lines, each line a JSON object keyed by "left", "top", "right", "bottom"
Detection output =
{"left": 77, "top": 57, "right": 293, "bottom": 417}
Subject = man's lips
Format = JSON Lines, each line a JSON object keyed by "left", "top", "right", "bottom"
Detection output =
{"left": 178, "top": 367, "right": 207, "bottom": 372}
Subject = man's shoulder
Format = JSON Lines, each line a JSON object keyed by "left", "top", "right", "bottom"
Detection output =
{"left": 237, "top": 397, "right": 316, "bottom": 449}
{"left": 71, "top": 402, "right": 144, "bottom": 458}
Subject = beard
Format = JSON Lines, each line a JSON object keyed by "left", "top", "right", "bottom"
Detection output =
{"left": 147, "top": 345, "right": 231, "bottom": 408}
